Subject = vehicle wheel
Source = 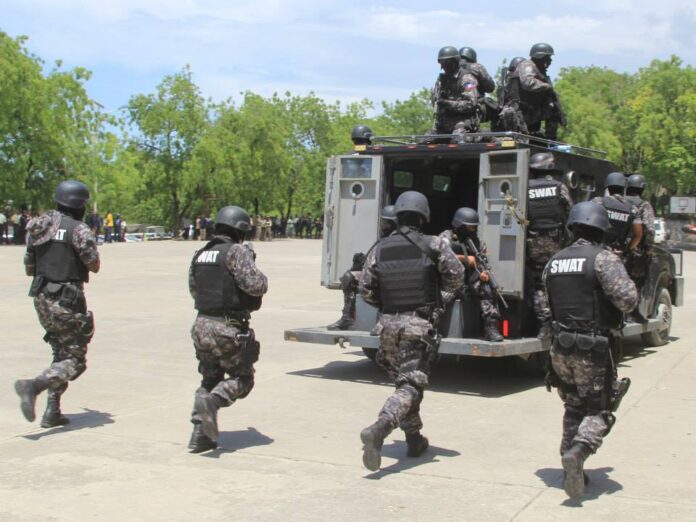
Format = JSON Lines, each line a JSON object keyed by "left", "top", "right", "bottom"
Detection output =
{"left": 362, "top": 347, "right": 377, "bottom": 360}
{"left": 641, "top": 287, "right": 672, "bottom": 347}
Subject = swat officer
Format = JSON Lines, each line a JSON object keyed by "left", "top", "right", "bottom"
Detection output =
{"left": 14, "top": 180, "right": 100, "bottom": 427}
{"left": 544, "top": 201, "right": 637, "bottom": 499}
{"left": 358, "top": 191, "right": 465, "bottom": 471}
{"left": 591, "top": 172, "right": 642, "bottom": 256}
{"left": 497, "top": 57, "right": 525, "bottom": 108}
{"left": 327, "top": 205, "right": 397, "bottom": 331}
{"left": 440, "top": 207, "right": 504, "bottom": 341}
{"left": 525, "top": 152, "right": 573, "bottom": 338}
{"left": 625, "top": 174, "right": 656, "bottom": 294}
{"left": 500, "top": 43, "right": 566, "bottom": 140}
{"left": 459, "top": 46, "right": 495, "bottom": 95}
{"left": 429, "top": 46, "right": 480, "bottom": 141}
{"left": 187, "top": 206, "right": 268, "bottom": 453}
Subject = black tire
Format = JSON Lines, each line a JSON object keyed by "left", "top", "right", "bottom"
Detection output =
{"left": 641, "top": 287, "right": 672, "bottom": 347}
{"left": 362, "top": 347, "right": 377, "bottom": 360}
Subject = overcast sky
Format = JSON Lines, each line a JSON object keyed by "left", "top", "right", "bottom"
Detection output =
{"left": 3, "top": 0, "right": 695, "bottom": 113}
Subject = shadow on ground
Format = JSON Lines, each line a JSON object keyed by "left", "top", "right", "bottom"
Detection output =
{"left": 535, "top": 466, "right": 623, "bottom": 505}
{"left": 22, "top": 408, "right": 114, "bottom": 440}
{"left": 200, "top": 427, "right": 274, "bottom": 459}
{"left": 363, "top": 441, "right": 460, "bottom": 479}
{"left": 288, "top": 354, "right": 543, "bottom": 397}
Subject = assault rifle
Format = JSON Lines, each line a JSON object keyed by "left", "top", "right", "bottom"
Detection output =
{"left": 464, "top": 238, "right": 508, "bottom": 309}
{"left": 547, "top": 90, "right": 567, "bottom": 127}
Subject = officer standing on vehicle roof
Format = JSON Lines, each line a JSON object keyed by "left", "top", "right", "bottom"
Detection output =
{"left": 624, "top": 174, "right": 655, "bottom": 295}
{"left": 440, "top": 207, "right": 504, "bottom": 342}
{"left": 15, "top": 180, "right": 100, "bottom": 427}
{"left": 187, "top": 205, "right": 268, "bottom": 453}
{"left": 429, "top": 46, "right": 480, "bottom": 141}
{"left": 525, "top": 152, "right": 573, "bottom": 339}
{"left": 497, "top": 57, "right": 526, "bottom": 108}
{"left": 591, "top": 172, "right": 642, "bottom": 256}
{"left": 544, "top": 201, "right": 637, "bottom": 500}
{"left": 500, "top": 43, "right": 566, "bottom": 140}
{"left": 327, "top": 205, "right": 397, "bottom": 331}
{"left": 358, "top": 191, "right": 465, "bottom": 471}
{"left": 459, "top": 47, "right": 495, "bottom": 95}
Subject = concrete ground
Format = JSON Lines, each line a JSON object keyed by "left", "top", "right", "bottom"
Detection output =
{"left": 0, "top": 239, "right": 694, "bottom": 522}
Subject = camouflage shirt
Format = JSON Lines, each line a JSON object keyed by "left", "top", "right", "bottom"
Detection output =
{"left": 359, "top": 228, "right": 465, "bottom": 307}
{"left": 431, "top": 68, "right": 479, "bottom": 116}
{"left": 188, "top": 239, "right": 268, "bottom": 301}
{"left": 630, "top": 197, "right": 656, "bottom": 247}
{"left": 463, "top": 62, "right": 495, "bottom": 94}
{"left": 542, "top": 238, "right": 638, "bottom": 314}
{"left": 24, "top": 210, "right": 100, "bottom": 276}
{"left": 516, "top": 59, "right": 553, "bottom": 94}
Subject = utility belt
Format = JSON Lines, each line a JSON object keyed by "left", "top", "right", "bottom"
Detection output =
{"left": 197, "top": 310, "right": 250, "bottom": 329}
{"left": 551, "top": 322, "right": 609, "bottom": 355}
{"left": 198, "top": 313, "right": 259, "bottom": 365}
{"left": 30, "top": 277, "right": 85, "bottom": 310}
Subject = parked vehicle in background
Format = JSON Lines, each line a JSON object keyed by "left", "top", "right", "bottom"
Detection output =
{"left": 654, "top": 218, "right": 667, "bottom": 244}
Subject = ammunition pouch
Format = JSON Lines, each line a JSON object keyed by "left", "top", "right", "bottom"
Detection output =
{"left": 29, "top": 276, "right": 46, "bottom": 297}
{"left": 236, "top": 328, "right": 260, "bottom": 366}
{"left": 58, "top": 284, "right": 81, "bottom": 309}
{"left": 78, "top": 311, "right": 95, "bottom": 345}
{"left": 552, "top": 323, "right": 608, "bottom": 356}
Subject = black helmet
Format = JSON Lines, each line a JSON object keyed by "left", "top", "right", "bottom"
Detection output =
{"left": 351, "top": 124, "right": 373, "bottom": 145}
{"left": 627, "top": 174, "right": 646, "bottom": 190}
{"left": 508, "top": 56, "right": 525, "bottom": 72}
{"left": 54, "top": 180, "right": 90, "bottom": 209}
{"left": 459, "top": 46, "right": 477, "bottom": 63}
{"left": 530, "top": 43, "right": 554, "bottom": 59}
{"left": 452, "top": 207, "right": 479, "bottom": 228}
{"left": 529, "top": 152, "right": 556, "bottom": 171}
{"left": 215, "top": 206, "right": 252, "bottom": 232}
{"left": 380, "top": 205, "right": 397, "bottom": 223}
{"left": 567, "top": 202, "right": 609, "bottom": 232}
{"left": 394, "top": 191, "right": 430, "bottom": 222}
{"left": 438, "top": 46, "right": 460, "bottom": 62}
{"left": 605, "top": 171, "right": 627, "bottom": 189}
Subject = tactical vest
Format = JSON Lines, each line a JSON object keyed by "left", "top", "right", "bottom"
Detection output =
{"left": 191, "top": 238, "right": 262, "bottom": 315}
{"left": 34, "top": 215, "right": 88, "bottom": 283}
{"left": 527, "top": 178, "right": 564, "bottom": 230}
{"left": 546, "top": 242, "right": 623, "bottom": 331}
{"left": 375, "top": 232, "right": 439, "bottom": 314}
{"left": 601, "top": 196, "right": 634, "bottom": 249}
{"left": 505, "top": 70, "right": 546, "bottom": 111}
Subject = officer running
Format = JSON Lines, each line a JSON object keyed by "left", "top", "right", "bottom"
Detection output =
{"left": 358, "top": 191, "right": 465, "bottom": 471}
{"left": 15, "top": 180, "right": 100, "bottom": 427}
{"left": 187, "top": 206, "right": 268, "bottom": 453}
{"left": 440, "top": 207, "right": 504, "bottom": 342}
{"left": 327, "top": 205, "right": 397, "bottom": 331}
{"left": 624, "top": 174, "right": 656, "bottom": 298}
{"left": 591, "top": 172, "right": 642, "bottom": 256}
{"left": 544, "top": 201, "right": 637, "bottom": 499}
{"left": 525, "top": 152, "right": 573, "bottom": 338}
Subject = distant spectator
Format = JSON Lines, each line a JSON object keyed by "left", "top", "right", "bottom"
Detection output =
{"left": 0, "top": 209, "right": 7, "bottom": 244}
{"left": 286, "top": 216, "right": 295, "bottom": 238}
{"left": 104, "top": 210, "right": 114, "bottom": 243}
{"left": 305, "top": 214, "right": 313, "bottom": 239}
{"left": 314, "top": 217, "right": 323, "bottom": 239}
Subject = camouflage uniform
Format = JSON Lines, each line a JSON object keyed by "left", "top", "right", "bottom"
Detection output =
{"left": 464, "top": 62, "right": 495, "bottom": 95}
{"left": 429, "top": 69, "right": 480, "bottom": 139}
{"left": 543, "top": 238, "right": 638, "bottom": 454}
{"left": 24, "top": 210, "right": 99, "bottom": 397}
{"left": 591, "top": 195, "right": 639, "bottom": 256}
{"left": 359, "top": 232, "right": 464, "bottom": 438}
{"left": 625, "top": 197, "right": 656, "bottom": 289}
{"left": 526, "top": 180, "right": 573, "bottom": 328}
{"left": 500, "top": 59, "right": 556, "bottom": 137}
{"left": 188, "top": 242, "right": 268, "bottom": 424}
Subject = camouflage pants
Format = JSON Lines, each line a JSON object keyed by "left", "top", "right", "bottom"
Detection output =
{"left": 500, "top": 106, "right": 528, "bottom": 134}
{"left": 526, "top": 234, "right": 562, "bottom": 323}
{"left": 430, "top": 114, "right": 480, "bottom": 141}
{"left": 190, "top": 316, "right": 256, "bottom": 424}
{"left": 551, "top": 345, "right": 614, "bottom": 454}
{"left": 373, "top": 314, "right": 432, "bottom": 435}
{"left": 340, "top": 270, "right": 358, "bottom": 317}
{"left": 33, "top": 291, "right": 94, "bottom": 392}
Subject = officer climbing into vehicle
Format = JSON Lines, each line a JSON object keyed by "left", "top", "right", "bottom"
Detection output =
{"left": 327, "top": 205, "right": 397, "bottom": 331}
{"left": 591, "top": 172, "right": 642, "bottom": 256}
{"left": 525, "top": 152, "right": 573, "bottom": 339}
{"left": 624, "top": 174, "right": 656, "bottom": 297}
{"left": 187, "top": 205, "right": 268, "bottom": 453}
{"left": 429, "top": 46, "right": 480, "bottom": 142}
{"left": 544, "top": 201, "right": 637, "bottom": 500}
{"left": 500, "top": 43, "right": 566, "bottom": 140}
{"left": 15, "top": 180, "right": 100, "bottom": 428}
{"left": 440, "top": 207, "right": 504, "bottom": 342}
{"left": 358, "top": 191, "right": 465, "bottom": 471}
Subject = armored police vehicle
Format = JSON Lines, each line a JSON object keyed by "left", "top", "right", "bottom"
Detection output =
{"left": 285, "top": 129, "right": 683, "bottom": 367}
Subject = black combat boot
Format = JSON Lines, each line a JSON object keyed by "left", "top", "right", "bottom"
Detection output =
{"left": 327, "top": 315, "right": 353, "bottom": 331}
{"left": 195, "top": 393, "right": 222, "bottom": 442}
{"left": 405, "top": 432, "right": 429, "bottom": 457}
{"left": 40, "top": 393, "right": 70, "bottom": 428}
{"left": 360, "top": 417, "right": 392, "bottom": 471}
{"left": 188, "top": 423, "right": 217, "bottom": 453}
{"left": 561, "top": 442, "right": 593, "bottom": 499}
{"left": 537, "top": 321, "right": 552, "bottom": 340}
{"left": 14, "top": 376, "right": 49, "bottom": 422}
{"left": 484, "top": 319, "right": 504, "bottom": 342}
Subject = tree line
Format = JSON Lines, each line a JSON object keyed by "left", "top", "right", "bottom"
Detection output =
{"left": 2, "top": 30, "right": 695, "bottom": 229}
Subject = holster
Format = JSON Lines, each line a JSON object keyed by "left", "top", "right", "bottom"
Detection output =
{"left": 419, "top": 328, "right": 442, "bottom": 374}
{"left": 610, "top": 377, "right": 631, "bottom": 412}
{"left": 236, "top": 328, "right": 260, "bottom": 365}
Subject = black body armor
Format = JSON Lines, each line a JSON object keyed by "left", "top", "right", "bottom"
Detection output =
{"left": 192, "top": 238, "right": 262, "bottom": 315}
{"left": 375, "top": 233, "right": 439, "bottom": 314}
{"left": 546, "top": 242, "right": 623, "bottom": 331}
{"left": 527, "top": 177, "right": 564, "bottom": 230}
{"left": 601, "top": 196, "right": 634, "bottom": 250}
{"left": 34, "top": 215, "right": 88, "bottom": 283}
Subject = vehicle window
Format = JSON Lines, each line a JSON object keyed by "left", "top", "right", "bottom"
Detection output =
{"left": 393, "top": 170, "right": 414, "bottom": 188}
{"left": 654, "top": 220, "right": 662, "bottom": 230}
{"left": 341, "top": 157, "right": 372, "bottom": 178}
{"left": 489, "top": 154, "right": 517, "bottom": 176}
{"left": 432, "top": 174, "right": 451, "bottom": 192}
